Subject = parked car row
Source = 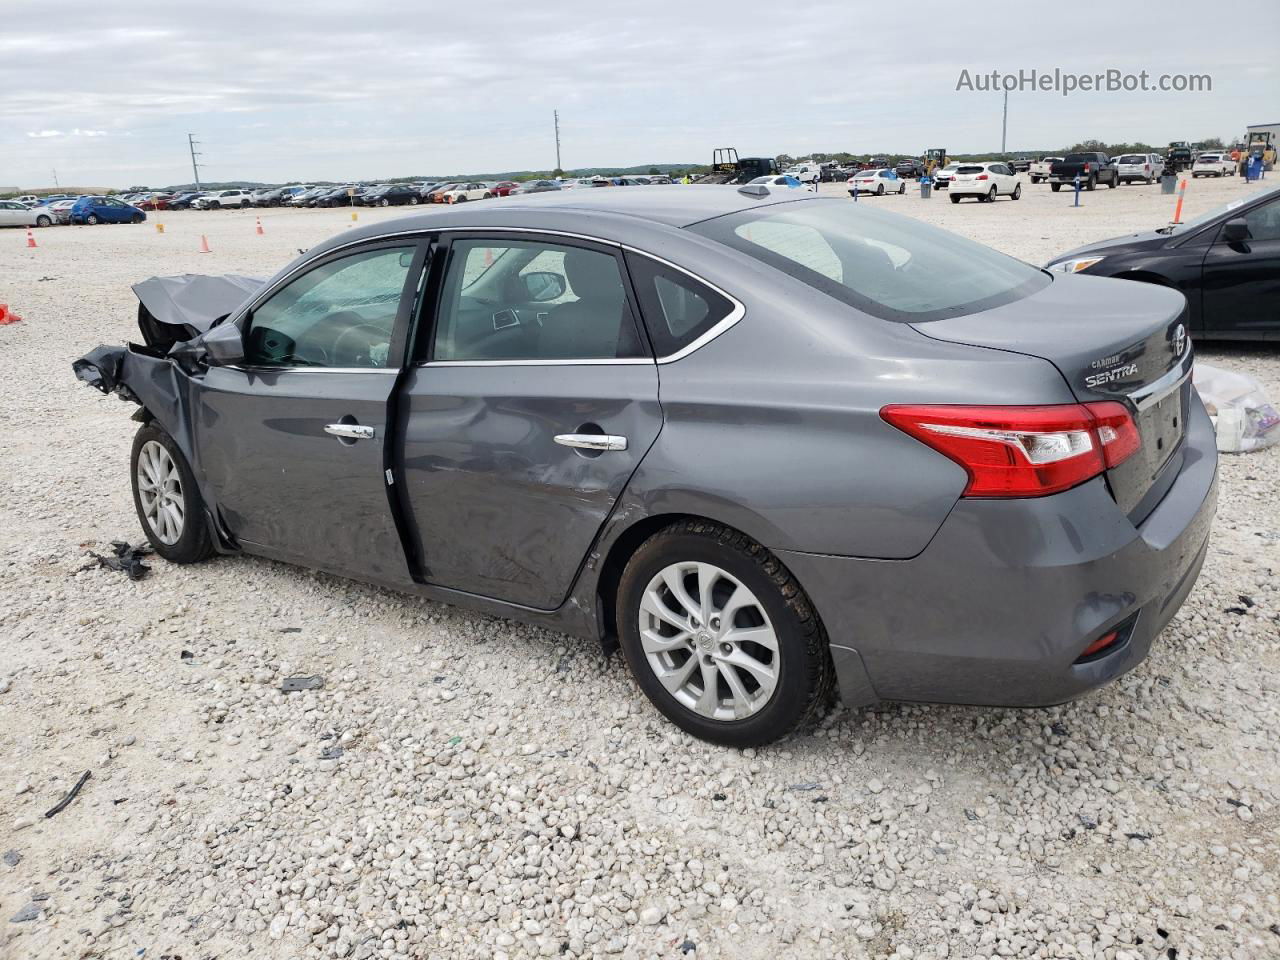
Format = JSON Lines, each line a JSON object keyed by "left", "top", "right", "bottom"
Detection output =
{"left": 0, "top": 195, "right": 148, "bottom": 227}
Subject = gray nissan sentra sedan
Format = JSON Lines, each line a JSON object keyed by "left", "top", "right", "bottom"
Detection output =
{"left": 74, "top": 186, "right": 1218, "bottom": 746}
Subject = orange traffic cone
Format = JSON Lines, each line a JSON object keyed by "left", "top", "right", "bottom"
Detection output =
{"left": 26, "top": 228, "right": 37, "bottom": 249}
{"left": 199, "top": 234, "right": 211, "bottom": 253}
{"left": 255, "top": 217, "right": 264, "bottom": 236}
{"left": 0, "top": 304, "right": 21, "bottom": 325}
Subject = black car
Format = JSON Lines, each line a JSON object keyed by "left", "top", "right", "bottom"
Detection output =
{"left": 361, "top": 184, "right": 420, "bottom": 207}
{"left": 1046, "top": 186, "right": 1280, "bottom": 340}
{"left": 510, "top": 179, "right": 562, "bottom": 195}
{"left": 894, "top": 159, "right": 925, "bottom": 179}
{"left": 167, "top": 192, "right": 207, "bottom": 210}
{"left": 316, "top": 186, "right": 362, "bottom": 207}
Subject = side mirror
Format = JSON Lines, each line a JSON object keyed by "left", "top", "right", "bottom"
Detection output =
{"left": 521, "top": 271, "right": 567, "bottom": 303}
{"left": 1222, "top": 218, "right": 1251, "bottom": 244}
{"left": 201, "top": 320, "right": 246, "bottom": 365}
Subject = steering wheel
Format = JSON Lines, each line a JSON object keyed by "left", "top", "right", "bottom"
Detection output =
{"left": 333, "top": 321, "right": 392, "bottom": 367}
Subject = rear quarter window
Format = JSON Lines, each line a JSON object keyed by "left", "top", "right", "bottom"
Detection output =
{"left": 625, "top": 253, "right": 738, "bottom": 358}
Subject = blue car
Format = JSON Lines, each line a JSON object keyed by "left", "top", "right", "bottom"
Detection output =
{"left": 70, "top": 196, "right": 146, "bottom": 225}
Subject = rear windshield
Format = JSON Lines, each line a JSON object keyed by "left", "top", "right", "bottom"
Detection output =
{"left": 1063, "top": 154, "right": 1090, "bottom": 163}
{"left": 956, "top": 166, "right": 985, "bottom": 174}
{"left": 1198, "top": 154, "right": 1221, "bottom": 162}
{"left": 689, "top": 198, "right": 1049, "bottom": 323}
{"left": 1117, "top": 155, "right": 1145, "bottom": 164}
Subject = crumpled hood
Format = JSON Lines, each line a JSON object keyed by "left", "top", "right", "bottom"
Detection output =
{"left": 132, "top": 273, "right": 266, "bottom": 336}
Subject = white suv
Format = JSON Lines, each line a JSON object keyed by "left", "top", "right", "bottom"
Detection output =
{"left": 947, "top": 162, "right": 1021, "bottom": 203}
{"left": 194, "top": 189, "right": 253, "bottom": 209}
{"left": 1114, "top": 154, "right": 1165, "bottom": 184}
{"left": 1191, "top": 153, "right": 1234, "bottom": 178}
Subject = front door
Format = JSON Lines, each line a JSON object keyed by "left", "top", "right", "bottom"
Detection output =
{"left": 399, "top": 233, "right": 663, "bottom": 609}
{"left": 193, "top": 240, "right": 428, "bottom": 582}
{"left": 1201, "top": 193, "right": 1280, "bottom": 339}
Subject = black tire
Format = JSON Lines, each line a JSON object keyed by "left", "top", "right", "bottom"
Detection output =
{"left": 36, "top": 215, "right": 51, "bottom": 227}
{"left": 950, "top": 194, "right": 961, "bottom": 203}
{"left": 985, "top": 187, "right": 996, "bottom": 202}
{"left": 410, "top": 196, "right": 420, "bottom": 205}
{"left": 380, "top": 198, "right": 390, "bottom": 207}
{"left": 1086, "top": 176, "right": 1096, "bottom": 191}
{"left": 876, "top": 184, "right": 884, "bottom": 195}
{"left": 1107, "top": 175, "right": 1117, "bottom": 188}
{"left": 1051, "top": 183, "right": 1061, "bottom": 192}
{"left": 130, "top": 424, "right": 214, "bottom": 565}
{"left": 1011, "top": 183, "right": 1021, "bottom": 200}
{"left": 131, "top": 214, "right": 143, "bottom": 224}
{"left": 617, "top": 520, "right": 835, "bottom": 747}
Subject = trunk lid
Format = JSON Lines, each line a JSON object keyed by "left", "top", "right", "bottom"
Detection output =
{"left": 911, "top": 274, "right": 1194, "bottom": 518}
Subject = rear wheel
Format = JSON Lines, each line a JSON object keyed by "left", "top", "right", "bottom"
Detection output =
{"left": 984, "top": 187, "right": 996, "bottom": 202}
{"left": 130, "top": 424, "right": 214, "bottom": 564}
{"left": 898, "top": 183, "right": 905, "bottom": 194}
{"left": 1108, "top": 176, "right": 1117, "bottom": 188}
{"left": 950, "top": 194, "right": 961, "bottom": 203}
{"left": 1051, "top": 183, "right": 1062, "bottom": 192}
{"left": 875, "top": 184, "right": 884, "bottom": 195}
{"left": 380, "top": 198, "right": 390, "bottom": 207}
{"left": 410, "top": 196, "right": 419, "bottom": 205}
{"left": 1086, "top": 176, "right": 1096, "bottom": 191}
{"left": 86, "top": 214, "right": 100, "bottom": 224}
{"left": 617, "top": 521, "right": 834, "bottom": 747}
{"left": 36, "top": 214, "right": 51, "bottom": 227}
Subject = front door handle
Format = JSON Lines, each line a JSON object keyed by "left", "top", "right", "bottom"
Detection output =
{"left": 554, "top": 433, "right": 628, "bottom": 452}
{"left": 325, "top": 423, "right": 375, "bottom": 440}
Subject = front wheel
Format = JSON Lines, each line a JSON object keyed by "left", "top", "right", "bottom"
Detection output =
{"left": 36, "top": 215, "right": 52, "bottom": 227}
{"left": 380, "top": 198, "right": 390, "bottom": 207}
{"left": 131, "top": 214, "right": 143, "bottom": 224}
{"left": 1011, "top": 183, "right": 1021, "bottom": 200}
{"left": 1108, "top": 176, "right": 1117, "bottom": 188}
{"left": 617, "top": 521, "right": 834, "bottom": 747}
{"left": 898, "top": 184, "right": 905, "bottom": 194}
{"left": 86, "top": 214, "right": 100, "bottom": 224}
{"left": 410, "top": 196, "right": 419, "bottom": 205}
{"left": 130, "top": 424, "right": 214, "bottom": 564}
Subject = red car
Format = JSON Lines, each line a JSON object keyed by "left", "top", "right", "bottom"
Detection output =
{"left": 136, "top": 194, "right": 174, "bottom": 211}
{"left": 491, "top": 181, "right": 520, "bottom": 197}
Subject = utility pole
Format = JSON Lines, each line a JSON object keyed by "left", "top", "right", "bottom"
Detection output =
{"left": 554, "top": 110, "right": 562, "bottom": 172}
{"left": 187, "top": 133, "right": 203, "bottom": 190}
{"left": 52, "top": 167, "right": 59, "bottom": 189}
{"left": 1001, "top": 91, "right": 1008, "bottom": 154}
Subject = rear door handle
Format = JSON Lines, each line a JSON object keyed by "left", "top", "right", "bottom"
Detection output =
{"left": 325, "top": 423, "right": 375, "bottom": 440}
{"left": 554, "top": 433, "right": 628, "bottom": 452}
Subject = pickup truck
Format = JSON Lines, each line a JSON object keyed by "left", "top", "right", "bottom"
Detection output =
{"left": 1028, "top": 158, "right": 1062, "bottom": 183}
{"left": 1048, "top": 153, "right": 1119, "bottom": 192}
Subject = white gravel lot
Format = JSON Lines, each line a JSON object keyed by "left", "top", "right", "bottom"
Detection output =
{"left": 2, "top": 177, "right": 1278, "bottom": 960}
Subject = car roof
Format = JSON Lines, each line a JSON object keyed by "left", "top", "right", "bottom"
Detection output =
{"left": 303, "top": 185, "right": 821, "bottom": 257}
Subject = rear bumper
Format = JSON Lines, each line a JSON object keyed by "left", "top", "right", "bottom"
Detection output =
{"left": 779, "top": 391, "right": 1218, "bottom": 709}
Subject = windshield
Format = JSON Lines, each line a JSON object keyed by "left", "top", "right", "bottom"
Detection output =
{"left": 1168, "top": 186, "right": 1279, "bottom": 235}
{"left": 1197, "top": 154, "right": 1221, "bottom": 162}
{"left": 689, "top": 199, "right": 1049, "bottom": 323}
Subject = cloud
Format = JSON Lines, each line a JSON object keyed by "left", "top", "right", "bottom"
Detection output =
{"left": 2, "top": 0, "right": 1277, "bottom": 186}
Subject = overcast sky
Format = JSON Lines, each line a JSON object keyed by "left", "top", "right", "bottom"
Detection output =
{"left": 3, "top": 1, "right": 1277, "bottom": 188}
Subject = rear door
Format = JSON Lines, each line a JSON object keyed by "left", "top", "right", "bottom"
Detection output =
{"left": 398, "top": 232, "right": 662, "bottom": 609}
{"left": 193, "top": 239, "right": 429, "bottom": 581}
{"left": 1201, "top": 193, "right": 1280, "bottom": 339}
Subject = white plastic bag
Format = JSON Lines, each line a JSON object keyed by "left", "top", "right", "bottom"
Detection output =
{"left": 1193, "top": 363, "right": 1280, "bottom": 453}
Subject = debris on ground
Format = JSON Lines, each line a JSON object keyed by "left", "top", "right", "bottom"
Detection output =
{"left": 44, "top": 770, "right": 92, "bottom": 818}
{"left": 1195, "top": 362, "right": 1280, "bottom": 453}
{"left": 79, "top": 541, "right": 152, "bottom": 580}
{"left": 280, "top": 675, "right": 324, "bottom": 693}
{"left": 2, "top": 850, "right": 21, "bottom": 867}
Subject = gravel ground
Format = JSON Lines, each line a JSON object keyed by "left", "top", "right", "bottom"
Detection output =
{"left": 2, "top": 177, "right": 1278, "bottom": 960}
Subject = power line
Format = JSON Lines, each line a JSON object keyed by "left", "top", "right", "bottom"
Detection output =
{"left": 187, "top": 133, "right": 203, "bottom": 190}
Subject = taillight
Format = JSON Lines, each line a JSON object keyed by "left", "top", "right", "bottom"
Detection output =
{"left": 880, "top": 403, "right": 1140, "bottom": 498}
{"left": 975, "top": 174, "right": 989, "bottom": 180}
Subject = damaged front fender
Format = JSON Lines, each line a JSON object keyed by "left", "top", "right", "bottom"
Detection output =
{"left": 72, "top": 343, "right": 195, "bottom": 459}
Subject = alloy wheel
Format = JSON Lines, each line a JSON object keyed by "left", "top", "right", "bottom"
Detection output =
{"left": 136, "top": 440, "right": 185, "bottom": 545}
{"left": 639, "top": 561, "right": 779, "bottom": 721}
